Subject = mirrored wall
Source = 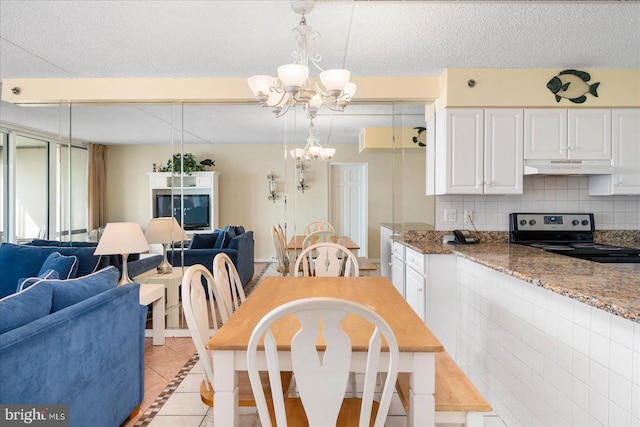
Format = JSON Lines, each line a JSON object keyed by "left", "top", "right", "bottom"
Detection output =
{"left": 0, "top": 99, "right": 435, "bottom": 328}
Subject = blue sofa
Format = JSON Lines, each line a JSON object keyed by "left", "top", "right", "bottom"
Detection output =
{"left": 167, "top": 227, "right": 255, "bottom": 286}
{"left": 0, "top": 242, "right": 161, "bottom": 299}
{"left": 0, "top": 266, "right": 147, "bottom": 427}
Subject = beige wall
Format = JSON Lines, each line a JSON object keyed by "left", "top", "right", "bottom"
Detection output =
{"left": 106, "top": 143, "right": 434, "bottom": 261}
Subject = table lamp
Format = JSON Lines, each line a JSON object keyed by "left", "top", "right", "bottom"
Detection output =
{"left": 94, "top": 222, "right": 150, "bottom": 286}
{"left": 145, "top": 217, "right": 188, "bottom": 274}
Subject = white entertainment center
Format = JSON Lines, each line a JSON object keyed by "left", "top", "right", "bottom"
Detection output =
{"left": 148, "top": 171, "right": 220, "bottom": 233}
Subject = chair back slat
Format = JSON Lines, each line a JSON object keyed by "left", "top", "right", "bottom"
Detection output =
{"left": 213, "top": 253, "right": 246, "bottom": 314}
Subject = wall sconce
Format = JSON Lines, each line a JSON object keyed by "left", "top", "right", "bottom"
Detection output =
{"left": 297, "top": 163, "right": 309, "bottom": 193}
{"left": 267, "top": 172, "right": 280, "bottom": 203}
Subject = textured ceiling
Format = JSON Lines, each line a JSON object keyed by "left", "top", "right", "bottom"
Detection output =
{"left": 0, "top": 0, "right": 639, "bottom": 145}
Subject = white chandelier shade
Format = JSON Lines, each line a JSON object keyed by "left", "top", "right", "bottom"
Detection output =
{"left": 289, "top": 120, "right": 335, "bottom": 162}
{"left": 247, "top": 0, "right": 356, "bottom": 120}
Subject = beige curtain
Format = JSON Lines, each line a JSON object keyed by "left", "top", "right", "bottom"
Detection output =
{"left": 88, "top": 143, "right": 108, "bottom": 231}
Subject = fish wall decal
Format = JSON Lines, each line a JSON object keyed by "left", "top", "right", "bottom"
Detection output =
{"left": 546, "top": 69, "right": 600, "bottom": 104}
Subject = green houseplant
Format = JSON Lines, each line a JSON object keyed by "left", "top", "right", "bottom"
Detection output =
{"left": 159, "top": 153, "right": 205, "bottom": 176}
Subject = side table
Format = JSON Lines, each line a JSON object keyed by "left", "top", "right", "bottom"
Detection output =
{"left": 139, "top": 283, "right": 165, "bottom": 345}
{"left": 134, "top": 269, "right": 184, "bottom": 328}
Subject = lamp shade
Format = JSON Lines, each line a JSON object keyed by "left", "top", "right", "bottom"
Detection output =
{"left": 320, "top": 69, "right": 350, "bottom": 92}
{"left": 94, "top": 222, "right": 149, "bottom": 256}
{"left": 145, "top": 217, "right": 187, "bottom": 244}
{"left": 247, "top": 75, "right": 274, "bottom": 96}
{"left": 278, "top": 64, "right": 309, "bottom": 88}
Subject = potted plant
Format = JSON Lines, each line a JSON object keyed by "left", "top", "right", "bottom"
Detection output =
{"left": 159, "top": 153, "right": 205, "bottom": 176}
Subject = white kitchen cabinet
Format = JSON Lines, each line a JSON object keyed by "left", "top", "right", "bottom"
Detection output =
{"left": 405, "top": 247, "right": 427, "bottom": 322}
{"left": 484, "top": 109, "right": 524, "bottom": 194}
{"left": 428, "top": 108, "right": 522, "bottom": 195}
{"left": 431, "top": 108, "right": 484, "bottom": 194}
{"left": 390, "top": 241, "right": 405, "bottom": 297}
{"left": 524, "top": 108, "right": 611, "bottom": 160}
{"left": 589, "top": 108, "right": 640, "bottom": 195}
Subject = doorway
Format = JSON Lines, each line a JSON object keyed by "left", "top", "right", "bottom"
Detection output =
{"left": 328, "top": 162, "right": 368, "bottom": 257}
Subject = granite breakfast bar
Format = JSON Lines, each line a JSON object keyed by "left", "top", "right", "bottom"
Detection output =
{"left": 394, "top": 235, "right": 640, "bottom": 426}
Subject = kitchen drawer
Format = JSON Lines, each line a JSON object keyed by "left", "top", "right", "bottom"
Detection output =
{"left": 392, "top": 241, "right": 405, "bottom": 260}
{"left": 406, "top": 247, "right": 426, "bottom": 275}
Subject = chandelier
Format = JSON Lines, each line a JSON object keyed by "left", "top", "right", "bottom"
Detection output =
{"left": 290, "top": 120, "right": 335, "bottom": 162}
{"left": 247, "top": 0, "right": 356, "bottom": 119}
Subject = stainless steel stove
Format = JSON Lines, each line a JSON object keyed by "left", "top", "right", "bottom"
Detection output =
{"left": 509, "top": 213, "right": 640, "bottom": 264}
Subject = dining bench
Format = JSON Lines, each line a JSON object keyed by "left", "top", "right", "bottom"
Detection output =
{"left": 357, "top": 256, "right": 378, "bottom": 276}
{"left": 396, "top": 351, "right": 492, "bottom": 426}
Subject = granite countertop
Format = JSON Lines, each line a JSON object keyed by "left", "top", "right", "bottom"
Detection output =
{"left": 401, "top": 239, "right": 640, "bottom": 323}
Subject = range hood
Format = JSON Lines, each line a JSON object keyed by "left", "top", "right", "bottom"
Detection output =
{"left": 524, "top": 160, "right": 613, "bottom": 175}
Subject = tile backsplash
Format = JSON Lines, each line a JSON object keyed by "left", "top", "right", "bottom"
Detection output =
{"left": 435, "top": 176, "right": 640, "bottom": 231}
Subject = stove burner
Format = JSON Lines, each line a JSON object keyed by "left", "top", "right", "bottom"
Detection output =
{"left": 543, "top": 245, "right": 575, "bottom": 251}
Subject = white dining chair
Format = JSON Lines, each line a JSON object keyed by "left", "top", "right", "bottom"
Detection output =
{"left": 301, "top": 229, "right": 340, "bottom": 251}
{"left": 182, "top": 263, "right": 291, "bottom": 408}
{"left": 271, "top": 223, "right": 289, "bottom": 276}
{"left": 294, "top": 242, "right": 360, "bottom": 277}
{"left": 213, "top": 252, "right": 246, "bottom": 314}
{"left": 180, "top": 264, "right": 231, "bottom": 405}
{"left": 303, "top": 220, "right": 335, "bottom": 235}
{"left": 247, "top": 297, "right": 400, "bottom": 427}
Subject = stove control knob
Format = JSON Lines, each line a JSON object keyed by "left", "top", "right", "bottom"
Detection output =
{"left": 520, "top": 219, "right": 527, "bottom": 226}
{"left": 529, "top": 219, "right": 536, "bottom": 226}
{"left": 581, "top": 220, "right": 589, "bottom": 226}
{"left": 572, "top": 220, "right": 579, "bottom": 226}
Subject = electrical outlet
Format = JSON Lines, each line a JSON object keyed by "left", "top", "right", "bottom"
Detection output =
{"left": 465, "top": 210, "right": 473, "bottom": 223}
{"left": 444, "top": 209, "right": 457, "bottom": 222}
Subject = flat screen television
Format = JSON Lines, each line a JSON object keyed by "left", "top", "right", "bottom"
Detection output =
{"left": 155, "top": 194, "right": 210, "bottom": 230}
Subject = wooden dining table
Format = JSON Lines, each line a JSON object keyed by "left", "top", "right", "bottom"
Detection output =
{"left": 207, "top": 276, "right": 444, "bottom": 426}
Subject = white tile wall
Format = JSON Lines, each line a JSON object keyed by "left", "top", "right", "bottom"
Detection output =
{"left": 455, "top": 257, "right": 640, "bottom": 427}
{"left": 435, "top": 176, "right": 640, "bottom": 230}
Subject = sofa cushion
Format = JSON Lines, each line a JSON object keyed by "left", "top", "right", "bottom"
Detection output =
{"left": 189, "top": 233, "right": 219, "bottom": 249}
{"left": 0, "top": 280, "right": 54, "bottom": 334}
{"left": 38, "top": 252, "right": 79, "bottom": 280}
{"left": 17, "top": 269, "right": 59, "bottom": 292}
{"left": 0, "top": 243, "right": 109, "bottom": 299}
{"left": 47, "top": 266, "right": 120, "bottom": 312}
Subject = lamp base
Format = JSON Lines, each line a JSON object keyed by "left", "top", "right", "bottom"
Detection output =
{"left": 156, "top": 262, "right": 173, "bottom": 274}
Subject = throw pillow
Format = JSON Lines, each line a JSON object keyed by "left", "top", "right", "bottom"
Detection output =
{"left": 17, "top": 269, "right": 60, "bottom": 292}
{"left": 49, "top": 266, "right": 120, "bottom": 312}
{"left": 234, "top": 226, "right": 246, "bottom": 235}
{"left": 38, "top": 252, "right": 79, "bottom": 280}
{"left": 221, "top": 231, "right": 234, "bottom": 248}
{"left": 189, "top": 233, "right": 219, "bottom": 249}
{"left": 0, "top": 280, "right": 54, "bottom": 334}
{"left": 214, "top": 229, "right": 226, "bottom": 249}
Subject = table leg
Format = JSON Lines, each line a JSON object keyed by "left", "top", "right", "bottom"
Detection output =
{"left": 212, "top": 350, "right": 239, "bottom": 426}
{"left": 151, "top": 292, "right": 165, "bottom": 345}
{"left": 165, "top": 281, "right": 179, "bottom": 328}
{"left": 409, "top": 352, "right": 436, "bottom": 427}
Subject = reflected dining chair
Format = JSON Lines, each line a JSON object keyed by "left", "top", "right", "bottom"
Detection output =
{"left": 271, "top": 223, "right": 289, "bottom": 276}
{"left": 294, "top": 242, "right": 360, "bottom": 277}
{"left": 303, "top": 220, "right": 335, "bottom": 235}
{"left": 212, "top": 252, "right": 246, "bottom": 314}
{"left": 182, "top": 264, "right": 291, "bottom": 408}
{"left": 246, "top": 297, "right": 400, "bottom": 427}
